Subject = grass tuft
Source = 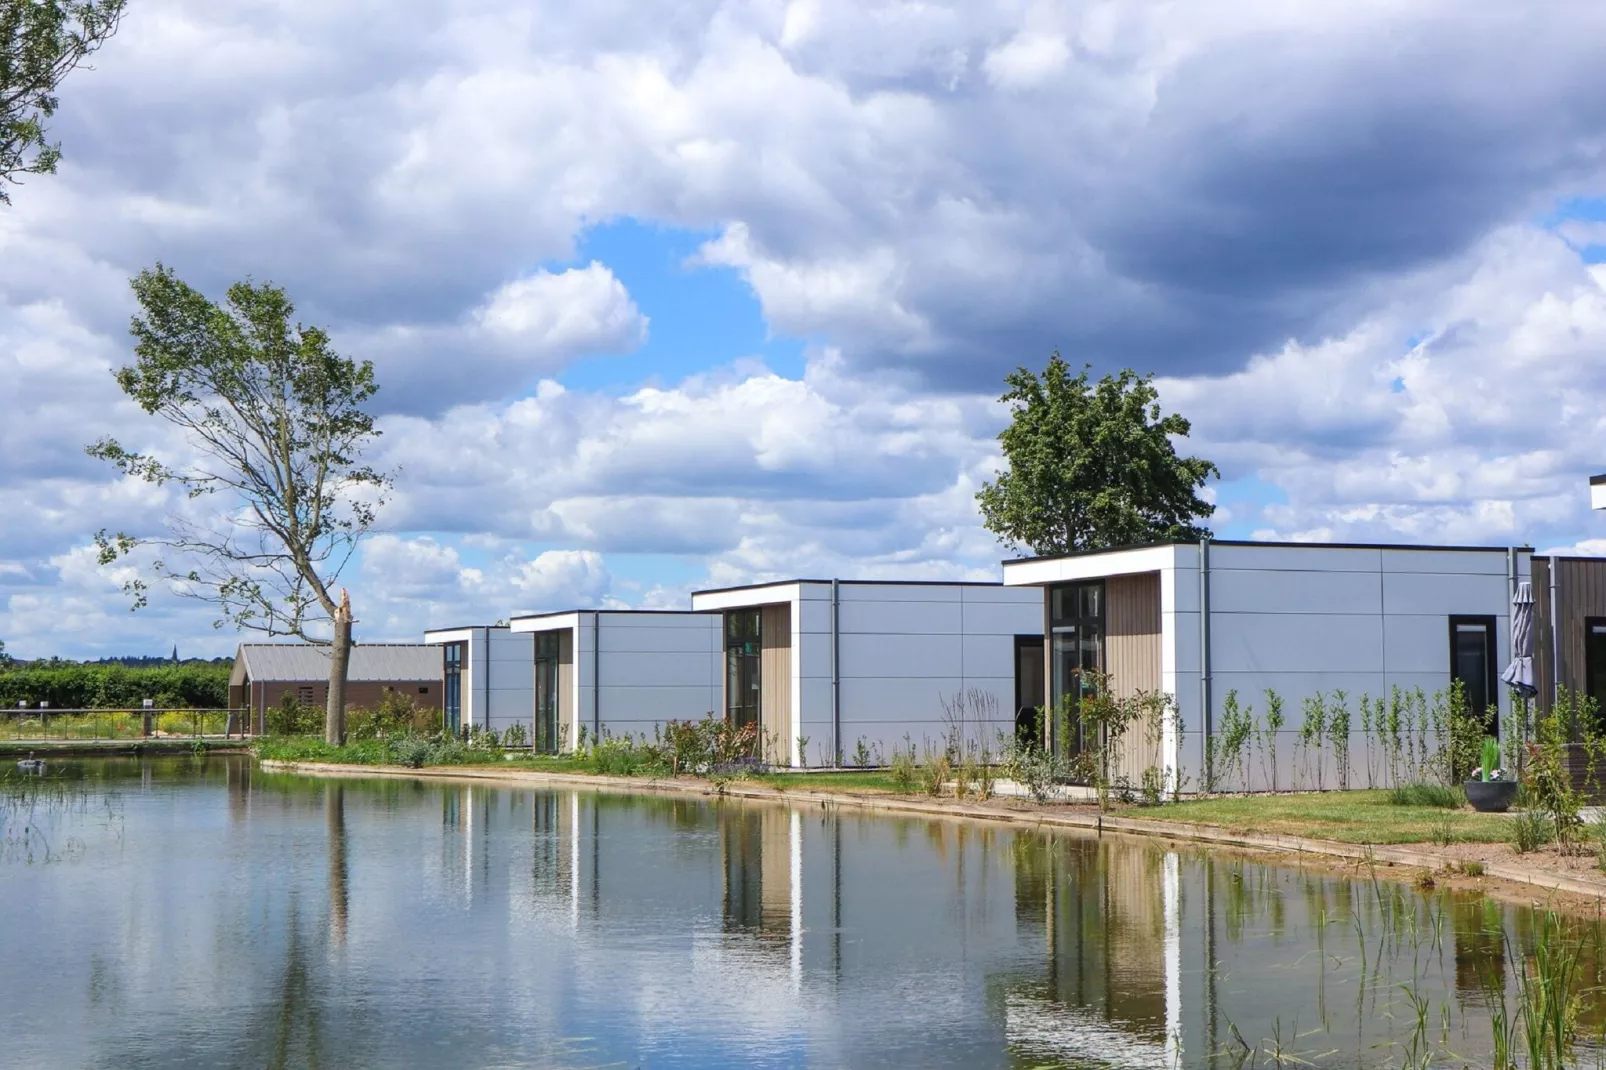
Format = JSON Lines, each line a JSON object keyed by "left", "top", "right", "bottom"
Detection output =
{"left": 1387, "top": 782, "right": 1464, "bottom": 809}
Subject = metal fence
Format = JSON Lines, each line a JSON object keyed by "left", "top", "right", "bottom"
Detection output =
{"left": 0, "top": 708, "right": 251, "bottom": 741}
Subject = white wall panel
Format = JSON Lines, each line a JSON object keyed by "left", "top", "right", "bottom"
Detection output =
{"left": 959, "top": 600, "right": 1043, "bottom": 635}
{"left": 598, "top": 650, "right": 720, "bottom": 688}
{"left": 838, "top": 583, "right": 966, "bottom": 602}
{"left": 838, "top": 677, "right": 966, "bottom": 722}
{"left": 960, "top": 634, "right": 1016, "bottom": 676}
{"left": 1209, "top": 568, "right": 1383, "bottom": 615}
{"left": 796, "top": 638, "right": 833, "bottom": 682}
{"left": 839, "top": 598, "right": 963, "bottom": 635}
{"left": 1381, "top": 615, "right": 1455, "bottom": 674}
{"left": 795, "top": 597, "right": 832, "bottom": 634}
{"left": 837, "top": 634, "right": 964, "bottom": 679}
{"left": 598, "top": 623, "right": 719, "bottom": 655}
{"left": 485, "top": 659, "right": 533, "bottom": 691}
{"left": 1211, "top": 545, "right": 1382, "bottom": 573}
{"left": 598, "top": 686, "right": 719, "bottom": 723}
{"left": 1210, "top": 613, "right": 1384, "bottom": 674}
{"left": 1382, "top": 571, "right": 1509, "bottom": 615}
{"left": 1380, "top": 549, "right": 1512, "bottom": 575}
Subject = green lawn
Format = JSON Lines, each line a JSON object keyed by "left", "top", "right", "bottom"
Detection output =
{"left": 750, "top": 771, "right": 901, "bottom": 792}
{"left": 1144, "top": 790, "right": 1513, "bottom": 845}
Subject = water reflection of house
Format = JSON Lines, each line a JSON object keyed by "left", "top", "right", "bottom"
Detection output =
{"left": 1005, "top": 834, "right": 1182, "bottom": 1069}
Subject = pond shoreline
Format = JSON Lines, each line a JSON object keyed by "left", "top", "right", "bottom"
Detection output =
{"left": 1, "top": 739, "right": 251, "bottom": 757}
{"left": 259, "top": 758, "right": 1606, "bottom": 913}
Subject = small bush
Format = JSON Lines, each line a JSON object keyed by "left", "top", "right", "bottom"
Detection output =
{"left": 350, "top": 691, "right": 437, "bottom": 740}
{"left": 1387, "top": 782, "right": 1463, "bottom": 809}
{"left": 268, "top": 694, "right": 322, "bottom": 735}
{"left": 1006, "top": 742, "right": 1069, "bottom": 804}
{"left": 917, "top": 746, "right": 951, "bottom": 797}
{"left": 889, "top": 746, "right": 917, "bottom": 792}
{"left": 502, "top": 722, "right": 529, "bottom": 749}
{"left": 391, "top": 736, "right": 434, "bottom": 769}
{"left": 1512, "top": 809, "right": 1553, "bottom": 854}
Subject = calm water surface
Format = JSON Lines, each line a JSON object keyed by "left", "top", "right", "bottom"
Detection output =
{"left": 2, "top": 757, "right": 1603, "bottom": 1068}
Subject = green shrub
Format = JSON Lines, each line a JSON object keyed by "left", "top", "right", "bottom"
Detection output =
{"left": 391, "top": 735, "right": 434, "bottom": 768}
{"left": 1512, "top": 809, "right": 1553, "bottom": 854}
{"left": 268, "top": 695, "right": 322, "bottom": 735}
{"left": 0, "top": 662, "right": 230, "bottom": 708}
{"left": 349, "top": 691, "right": 436, "bottom": 740}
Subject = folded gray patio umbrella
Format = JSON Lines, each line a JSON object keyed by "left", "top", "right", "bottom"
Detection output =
{"left": 1500, "top": 580, "right": 1537, "bottom": 697}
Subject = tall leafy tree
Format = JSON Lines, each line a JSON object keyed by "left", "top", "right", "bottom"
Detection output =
{"left": 977, "top": 354, "right": 1219, "bottom": 556}
{"left": 88, "top": 265, "right": 392, "bottom": 744}
{"left": 1, "top": 0, "right": 126, "bottom": 203}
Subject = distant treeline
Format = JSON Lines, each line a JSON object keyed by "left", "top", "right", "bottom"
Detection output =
{"left": 0, "top": 663, "right": 233, "bottom": 710}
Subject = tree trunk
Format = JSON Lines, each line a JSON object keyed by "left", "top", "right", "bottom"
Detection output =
{"left": 325, "top": 590, "right": 353, "bottom": 745}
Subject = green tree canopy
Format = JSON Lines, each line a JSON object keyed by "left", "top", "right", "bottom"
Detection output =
{"left": 976, "top": 354, "right": 1219, "bottom": 556}
{"left": 87, "top": 264, "right": 391, "bottom": 743}
{"left": 1, "top": 0, "right": 126, "bottom": 203}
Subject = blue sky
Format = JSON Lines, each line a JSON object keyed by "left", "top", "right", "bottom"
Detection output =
{"left": 5, "top": 1, "right": 1606, "bottom": 658}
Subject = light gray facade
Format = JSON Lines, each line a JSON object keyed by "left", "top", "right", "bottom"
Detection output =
{"left": 422, "top": 626, "right": 535, "bottom": 736}
{"left": 1003, "top": 540, "right": 1533, "bottom": 793}
{"left": 690, "top": 580, "right": 1044, "bottom": 767}
{"left": 508, "top": 610, "right": 722, "bottom": 748}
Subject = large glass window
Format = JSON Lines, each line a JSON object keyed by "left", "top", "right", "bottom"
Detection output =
{"left": 726, "top": 609, "right": 762, "bottom": 735}
{"left": 1449, "top": 616, "right": 1497, "bottom": 736}
{"left": 1049, "top": 581, "right": 1104, "bottom": 757}
{"left": 533, "top": 632, "right": 560, "bottom": 754}
{"left": 443, "top": 641, "right": 464, "bottom": 734}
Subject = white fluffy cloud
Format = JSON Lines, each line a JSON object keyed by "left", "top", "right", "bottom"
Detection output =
{"left": 6, "top": 0, "right": 1606, "bottom": 656}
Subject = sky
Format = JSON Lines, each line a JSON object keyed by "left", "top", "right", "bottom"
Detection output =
{"left": 6, "top": 0, "right": 1606, "bottom": 659}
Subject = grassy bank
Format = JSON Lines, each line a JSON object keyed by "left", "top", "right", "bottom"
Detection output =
{"left": 1154, "top": 790, "right": 1516, "bottom": 844}
{"left": 252, "top": 736, "right": 904, "bottom": 793}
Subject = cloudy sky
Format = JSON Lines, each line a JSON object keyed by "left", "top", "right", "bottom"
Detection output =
{"left": 6, "top": 0, "right": 1606, "bottom": 658}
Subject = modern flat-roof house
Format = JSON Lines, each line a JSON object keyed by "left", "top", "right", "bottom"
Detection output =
{"left": 687, "top": 580, "right": 1045, "bottom": 767}
{"left": 1002, "top": 541, "right": 1536, "bottom": 793}
{"left": 421, "top": 626, "right": 536, "bottom": 738}
{"left": 228, "top": 643, "right": 444, "bottom": 733}
{"left": 506, "top": 610, "right": 723, "bottom": 753}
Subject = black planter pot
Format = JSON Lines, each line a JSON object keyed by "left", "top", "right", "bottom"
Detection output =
{"left": 1464, "top": 779, "right": 1518, "bottom": 813}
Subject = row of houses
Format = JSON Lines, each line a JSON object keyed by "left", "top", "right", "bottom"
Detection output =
{"left": 442, "top": 543, "right": 1601, "bottom": 784}
{"left": 228, "top": 538, "right": 1606, "bottom": 781}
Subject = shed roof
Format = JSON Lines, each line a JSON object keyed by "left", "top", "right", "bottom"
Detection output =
{"left": 230, "top": 643, "right": 442, "bottom": 687}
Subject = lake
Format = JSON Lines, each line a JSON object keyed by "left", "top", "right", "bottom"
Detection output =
{"left": 1, "top": 756, "right": 1602, "bottom": 1068}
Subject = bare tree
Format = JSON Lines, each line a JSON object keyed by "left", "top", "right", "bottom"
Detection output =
{"left": 2, "top": 0, "right": 127, "bottom": 203}
{"left": 88, "top": 263, "right": 392, "bottom": 744}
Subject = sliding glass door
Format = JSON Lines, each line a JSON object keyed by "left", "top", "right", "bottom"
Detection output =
{"left": 725, "top": 609, "right": 762, "bottom": 736}
{"left": 533, "top": 632, "right": 560, "bottom": 754}
{"left": 1049, "top": 581, "right": 1104, "bottom": 758}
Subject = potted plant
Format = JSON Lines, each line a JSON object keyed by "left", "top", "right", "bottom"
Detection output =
{"left": 1464, "top": 736, "right": 1517, "bottom": 812}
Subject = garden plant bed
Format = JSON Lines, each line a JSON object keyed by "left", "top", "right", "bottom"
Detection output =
{"left": 258, "top": 751, "right": 1606, "bottom": 910}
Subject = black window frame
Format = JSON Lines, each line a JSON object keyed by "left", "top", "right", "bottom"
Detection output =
{"left": 1447, "top": 614, "right": 1499, "bottom": 736}
{"left": 1584, "top": 617, "right": 1606, "bottom": 730}
{"left": 1047, "top": 579, "right": 1106, "bottom": 757}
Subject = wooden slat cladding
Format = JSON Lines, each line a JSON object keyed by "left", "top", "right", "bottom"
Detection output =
{"left": 760, "top": 603, "right": 793, "bottom": 762}
{"left": 1105, "top": 572, "right": 1163, "bottom": 787}
{"left": 1534, "top": 556, "right": 1606, "bottom": 719}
